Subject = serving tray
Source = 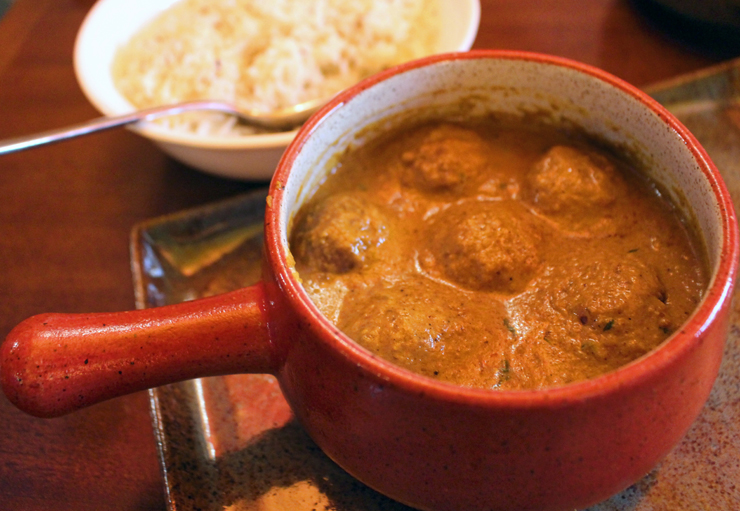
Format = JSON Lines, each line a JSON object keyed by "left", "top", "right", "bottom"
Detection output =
{"left": 131, "top": 60, "right": 740, "bottom": 510}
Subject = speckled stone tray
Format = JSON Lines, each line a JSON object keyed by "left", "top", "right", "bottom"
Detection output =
{"left": 131, "top": 61, "right": 740, "bottom": 510}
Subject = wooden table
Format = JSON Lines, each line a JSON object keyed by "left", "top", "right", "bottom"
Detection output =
{"left": 0, "top": 1, "right": 729, "bottom": 509}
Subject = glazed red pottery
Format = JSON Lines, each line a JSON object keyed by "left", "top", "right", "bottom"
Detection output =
{"left": 2, "top": 51, "right": 738, "bottom": 511}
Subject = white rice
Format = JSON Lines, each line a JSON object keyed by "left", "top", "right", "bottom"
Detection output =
{"left": 112, "top": 0, "right": 441, "bottom": 136}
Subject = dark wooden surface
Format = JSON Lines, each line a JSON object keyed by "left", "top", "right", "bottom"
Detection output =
{"left": 0, "top": 0, "right": 728, "bottom": 509}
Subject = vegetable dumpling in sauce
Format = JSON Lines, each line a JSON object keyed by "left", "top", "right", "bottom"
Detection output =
{"left": 422, "top": 200, "right": 544, "bottom": 294}
{"left": 338, "top": 275, "right": 512, "bottom": 387}
{"left": 292, "top": 194, "right": 389, "bottom": 274}
{"left": 525, "top": 145, "right": 625, "bottom": 229}
{"left": 399, "top": 123, "right": 490, "bottom": 193}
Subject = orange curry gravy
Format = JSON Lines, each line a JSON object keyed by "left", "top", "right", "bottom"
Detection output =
{"left": 290, "top": 119, "right": 708, "bottom": 390}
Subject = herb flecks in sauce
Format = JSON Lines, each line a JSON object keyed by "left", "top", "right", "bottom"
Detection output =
{"left": 291, "top": 120, "right": 708, "bottom": 390}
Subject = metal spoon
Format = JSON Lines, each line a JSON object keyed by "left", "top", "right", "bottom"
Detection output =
{"left": 0, "top": 98, "right": 326, "bottom": 155}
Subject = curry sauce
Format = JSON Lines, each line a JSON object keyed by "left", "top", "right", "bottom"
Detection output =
{"left": 290, "top": 120, "right": 708, "bottom": 390}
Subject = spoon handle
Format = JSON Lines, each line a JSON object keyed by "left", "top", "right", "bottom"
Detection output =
{"left": 0, "top": 100, "right": 239, "bottom": 155}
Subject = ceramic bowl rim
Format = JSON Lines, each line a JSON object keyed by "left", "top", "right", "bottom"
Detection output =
{"left": 267, "top": 49, "right": 739, "bottom": 408}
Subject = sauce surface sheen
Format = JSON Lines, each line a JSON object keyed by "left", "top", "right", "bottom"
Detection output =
{"left": 290, "top": 119, "right": 708, "bottom": 390}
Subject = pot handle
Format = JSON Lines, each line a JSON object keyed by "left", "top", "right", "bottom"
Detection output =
{"left": 0, "top": 285, "right": 274, "bottom": 417}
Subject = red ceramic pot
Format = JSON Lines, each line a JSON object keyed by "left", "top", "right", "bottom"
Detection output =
{"left": 2, "top": 51, "right": 738, "bottom": 511}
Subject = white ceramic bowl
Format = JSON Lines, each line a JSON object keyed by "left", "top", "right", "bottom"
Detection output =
{"left": 73, "top": 0, "right": 481, "bottom": 181}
